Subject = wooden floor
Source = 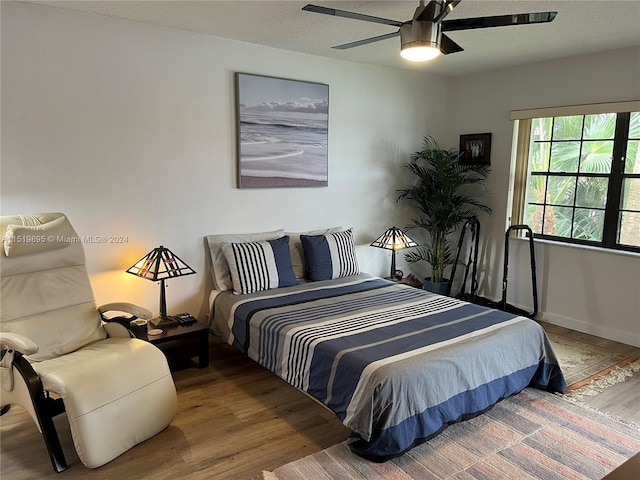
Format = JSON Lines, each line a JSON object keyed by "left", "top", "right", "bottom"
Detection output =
{"left": 541, "top": 321, "right": 640, "bottom": 424}
{"left": 1, "top": 322, "right": 639, "bottom": 480}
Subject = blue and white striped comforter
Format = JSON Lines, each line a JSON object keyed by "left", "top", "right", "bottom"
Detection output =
{"left": 211, "top": 274, "right": 566, "bottom": 460}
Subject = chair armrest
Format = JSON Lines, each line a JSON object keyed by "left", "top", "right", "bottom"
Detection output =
{"left": 98, "top": 302, "right": 152, "bottom": 320}
{"left": 98, "top": 303, "right": 151, "bottom": 340}
{"left": 102, "top": 317, "right": 149, "bottom": 341}
{"left": 103, "top": 320, "right": 134, "bottom": 338}
{"left": 0, "top": 332, "right": 39, "bottom": 356}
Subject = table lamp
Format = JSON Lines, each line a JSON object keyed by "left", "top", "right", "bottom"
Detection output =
{"left": 370, "top": 227, "right": 418, "bottom": 280}
{"left": 126, "top": 245, "right": 196, "bottom": 328}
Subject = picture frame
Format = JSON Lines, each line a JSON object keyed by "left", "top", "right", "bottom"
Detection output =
{"left": 235, "top": 72, "right": 329, "bottom": 188}
{"left": 459, "top": 133, "right": 492, "bottom": 165}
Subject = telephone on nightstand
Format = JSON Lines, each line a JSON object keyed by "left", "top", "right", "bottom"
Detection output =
{"left": 150, "top": 312, "right": 198, "bottom": 328}
{"left": 174, "top": 312, "right": 197, "bottom": 325}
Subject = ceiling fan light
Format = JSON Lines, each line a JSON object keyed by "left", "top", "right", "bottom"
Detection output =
{"left": 400, "top": 19, "right": 441, "bottom": 62}
{"left": 400, "top": 44, "right": 441, "bottom": 62}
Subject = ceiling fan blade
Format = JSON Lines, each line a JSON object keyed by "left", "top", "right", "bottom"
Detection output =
{"left": 440, "top": 34, "right": 464, "bottom": 55}
{"left": 302, "top": 4, "right": 403, "bottom": 27}
{"left": 442, "top": 12, "right": 557, "bottom": 32}
{"left": 333, "top": 30, "right": 401, "bottom": 50}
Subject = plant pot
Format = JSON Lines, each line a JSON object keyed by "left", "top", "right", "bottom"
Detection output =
{"left": 423, "top": 278, "right": 449, "bottom": 295}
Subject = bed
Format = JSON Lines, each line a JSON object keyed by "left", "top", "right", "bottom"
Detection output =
{"left": 206, "top": 229, "right": 566, "bottom": 461}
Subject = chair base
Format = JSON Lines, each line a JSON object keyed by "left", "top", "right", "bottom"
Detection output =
{"left": 13, "top": 354, "right": 68, "bottom": 472}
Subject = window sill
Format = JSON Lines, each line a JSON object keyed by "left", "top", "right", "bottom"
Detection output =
{"left": 512, "top": 236, "right": 640, "bottom": 259}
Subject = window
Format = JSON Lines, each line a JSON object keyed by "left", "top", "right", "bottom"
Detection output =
{"left": 511, "top": 106, "right": 640, "bottom": 253}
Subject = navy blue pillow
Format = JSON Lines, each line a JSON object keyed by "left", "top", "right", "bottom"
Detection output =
{"left": 267, "top": 236, "right": 298, "bottom": 288}
{"left": 301, "top": 229, "right": 359, "bottom": 281}
{"left": 300, "top": 234, "right": 333, "bottom": 281}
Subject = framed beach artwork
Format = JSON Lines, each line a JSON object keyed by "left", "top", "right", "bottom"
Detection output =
{"left": 236, "top": 73, "right": 329, "bottom": 188}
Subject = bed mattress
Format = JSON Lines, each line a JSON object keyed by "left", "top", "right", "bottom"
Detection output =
{"left": 210, "top": 274, "right": 566, "bottom": 461}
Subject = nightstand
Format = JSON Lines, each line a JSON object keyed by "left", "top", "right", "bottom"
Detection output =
{"left": 148, "top": 319, "right": 209, "bottom": 370}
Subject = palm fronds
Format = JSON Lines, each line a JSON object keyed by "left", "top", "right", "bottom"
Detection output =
{"left": 395, "top": 135, "right": 492, "bottom": 284}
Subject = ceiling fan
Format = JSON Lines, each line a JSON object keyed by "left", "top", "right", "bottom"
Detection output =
{"left": 302, "top": 1, "right": 558, "bottom": 62}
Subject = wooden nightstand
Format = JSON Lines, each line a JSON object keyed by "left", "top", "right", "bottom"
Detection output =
{"left": 148, "top": 319, "right": 210, "bottom": 370}
{"left": 602, "top": 452, "right": 640, "bottom": 479}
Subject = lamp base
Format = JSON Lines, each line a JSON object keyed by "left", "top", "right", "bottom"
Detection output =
{"left": 150, "top": 315, "right": 180, "bottom": 328}
{"left": 384, "top": 275, "right": 403, "bottom": 282}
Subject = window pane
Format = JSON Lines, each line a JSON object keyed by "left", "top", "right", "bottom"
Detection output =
{"left": 547, "top": 175, "right": 575, "bottom": 206}
{"left": 619, "top": 212, "right": 640, "bottom": 247}
{"left": 527, "top": 174, "right": 547, "bottom": 204}
{"left": 572, "top": 208, "right": 604, "bottom": 241}
{"left": 552, "top": 115, "right": 583, "bottom": 140}
{"left": 543, "top": 205, "right": 572, "bottom": 237}
{"left": 526, "top": 204, "right": 544, "bottom": 234}
{"left": 621, "top": 178, "right": 640, "bottom": 210}
{"left": 576, "top": 176, "right": 608, "bottom": 208}
{"left": 522, "top": 110, "right": 639, "bottom": 251}
{"left": 583, "top": 113, "right": 616, "bottom": 140}
{"left": 550, "top": 142, "right": 579, "bottom": 172}
{"left": 530, "top": 142, "right": 551, "bottom": 171}
{"left": 626, "top": 140, "right": 639, "bottom": 174}
{"left": 580, "top": 140, "right": 613, "bottom": 173}
{"left": 532, "top": 117, "right": 553, "bottom": 142}
{"left": 629, "top": 112, "right": 640, "bottom": 139}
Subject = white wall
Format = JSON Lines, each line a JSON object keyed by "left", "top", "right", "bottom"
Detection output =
{"left": 445, "top": 48, "right": 640, "bottom": 347}
{"left": 3, "top": 2, "right": 638, "bottom": 347}
{"left": 1, "top": 2, "right": 448, "bottom": 319}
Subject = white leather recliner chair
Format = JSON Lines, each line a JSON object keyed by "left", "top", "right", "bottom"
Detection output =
{"left": 0, "top": 213, "right": 177, "bottom": 471}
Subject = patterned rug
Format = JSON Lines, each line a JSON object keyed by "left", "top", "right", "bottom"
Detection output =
{"left": 546, "top": 332, "right": 639, "bottom": 392}
{"left": 263, "top": 388, "right": 640, "bottom": 480}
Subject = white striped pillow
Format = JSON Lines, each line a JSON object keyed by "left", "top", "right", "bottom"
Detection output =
{"left": 222, "top": 236, "right": 297, "bottom": 294}
{"left": 300, "top": 229, "right": 360, "bottom": 281}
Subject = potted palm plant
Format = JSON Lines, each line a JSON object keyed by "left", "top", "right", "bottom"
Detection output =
{"left": 395, "top": 136, "right": 492, "bottom": 294}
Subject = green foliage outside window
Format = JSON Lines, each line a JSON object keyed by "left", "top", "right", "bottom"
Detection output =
{"left": 525, "top": 111, "right": 639, "bottom": 249}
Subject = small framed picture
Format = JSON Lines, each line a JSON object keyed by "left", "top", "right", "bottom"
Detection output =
{"left": 459, "top": 133, "right": 491, "bottom": 165}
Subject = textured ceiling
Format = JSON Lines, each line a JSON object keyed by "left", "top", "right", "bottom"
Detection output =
{"left": 27, "top": 0, "right": 640, "bottom": 77}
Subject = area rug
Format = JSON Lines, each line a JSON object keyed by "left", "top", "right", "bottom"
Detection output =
{"left": 546, "top": 332, "right": 639, "bottom": 392}
{"left": 565, "top": 359, "right": 640, "bottom": 402}
{"left": 263, "top": 388, "right": 640, "bottom": 480}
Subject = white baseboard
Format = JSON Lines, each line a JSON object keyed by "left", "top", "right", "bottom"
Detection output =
{"left": 538, "top": 310, "right": 640, "bottom": 349}
{"left": 463, "top": 297, "right": 640, "bottom": 348}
